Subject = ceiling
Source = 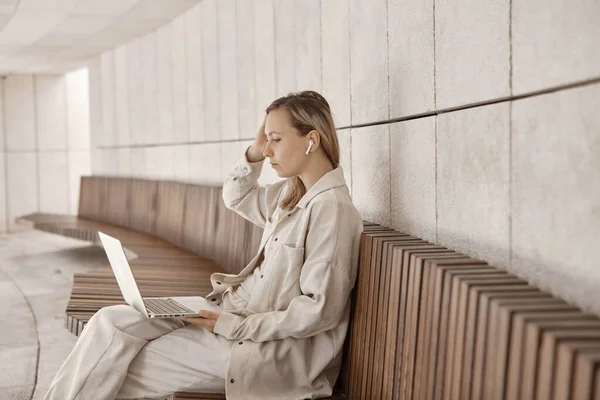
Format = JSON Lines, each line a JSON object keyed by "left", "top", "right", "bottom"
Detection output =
{"left": 0, "top": 0, "right": 200, "bottom": 75}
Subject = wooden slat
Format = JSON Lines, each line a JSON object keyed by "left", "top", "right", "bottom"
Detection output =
{"left": 485, "top": 296, "right": 565, "bottom": 400}
{"left": 361, "top": 231, "right": 410, "bottom": 400}
{"left": 521, "top": 318, "right": 600, "bottom": 399}
{"left": 78, "top": 176, "right": 108, "bottom": 220}
{"left": 105, "top": 178, "right": 131, "bottom": 227}
{"left": 155, "top": 181, "right": 187, "bottom": 247}
{"left": 536, "top": 327, "right": 600, "bottom": 399}
{"left": 412, "top": 255, "right": 474, "bottom": 400}
{"left": 182, "top": 185, "right": 220, "bottom": 262}
{"left": 553, "top": 341, "right": 600, "bottom": 400}
{"left": 129, "top": 179, "right": 158, "bottom": 234}
{"left": 572, "top": 349, "right": 600, "bottom": 399}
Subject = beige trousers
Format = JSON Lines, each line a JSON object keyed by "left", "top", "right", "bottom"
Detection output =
{"left": 45, "top": 303, "right": 233, "bottom": 400}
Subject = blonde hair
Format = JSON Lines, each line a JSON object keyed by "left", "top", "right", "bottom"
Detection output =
{"left": 266, "top": 90, "right": 340, "bottom": 211}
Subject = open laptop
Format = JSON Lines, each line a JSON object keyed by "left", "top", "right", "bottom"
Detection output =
{"left": 98, "top": 231, "right": 208, "bottom": 319}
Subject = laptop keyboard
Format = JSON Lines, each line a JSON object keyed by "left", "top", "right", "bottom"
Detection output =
{"left": 144, "top": 298, "right": 195, "bottom": 315}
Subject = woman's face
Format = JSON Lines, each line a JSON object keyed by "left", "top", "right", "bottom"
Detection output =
{"left": 263, "top": 108, "right": 310, "bottom": 178}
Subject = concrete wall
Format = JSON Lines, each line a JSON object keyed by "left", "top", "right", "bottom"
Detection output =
{"left": 0, "top": 70, "right": 91, "bottom": 233}
{"left": 87, "top": 0, "right": 600, "bottom": 315}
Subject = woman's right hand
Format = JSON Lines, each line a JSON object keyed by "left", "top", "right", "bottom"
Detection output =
{"left": 246, "top": 114, "right": 267, "bottom": 163}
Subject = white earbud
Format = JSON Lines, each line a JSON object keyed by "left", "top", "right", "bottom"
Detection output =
{"left": 305, "top": 139, "right": 315, "bottom": 155}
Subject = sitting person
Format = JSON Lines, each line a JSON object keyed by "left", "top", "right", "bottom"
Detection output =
{"left": 45, "top": 90, "right": 364, "bottom": 400}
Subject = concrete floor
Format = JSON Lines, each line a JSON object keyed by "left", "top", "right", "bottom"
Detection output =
{"left": 0, "top": 231, "right": 109, "bottom": 399}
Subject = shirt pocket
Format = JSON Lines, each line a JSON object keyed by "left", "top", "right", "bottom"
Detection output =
{"left": 269, "top": 244, "right": 305, "bottom": 310}
{"left": 222, "top": 285, "right": 249, "bottom": 311}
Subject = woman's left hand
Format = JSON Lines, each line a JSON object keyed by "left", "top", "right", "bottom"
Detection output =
{"left": 181, "top": 310, "right": 221, "bottom": 333}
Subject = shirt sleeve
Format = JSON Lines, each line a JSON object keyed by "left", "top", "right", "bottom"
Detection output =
{"left": 222, "top": 146, "right": 287, "bottom": 228}
{"left": 213, "top": 197, "right": 363, "bottom": 342}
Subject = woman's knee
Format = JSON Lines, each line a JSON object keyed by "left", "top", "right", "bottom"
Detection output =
{"left": 88, "top": 304, "right": 144, "bottom": 330}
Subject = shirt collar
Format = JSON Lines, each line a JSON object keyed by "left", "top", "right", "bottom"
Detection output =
{"left": 295, "top": 166, "right": 347, "bottom": 209}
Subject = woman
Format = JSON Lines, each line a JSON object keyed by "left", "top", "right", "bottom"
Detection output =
{"left": 45, "top": 90, "right": 363, "bottom": 400}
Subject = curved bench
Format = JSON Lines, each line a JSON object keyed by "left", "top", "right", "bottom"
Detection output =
{"left": 17, "top": 177, "right": 263, "bottom": 337}
{"left": 18, "top": 176, "right": 600, "bottom": 399}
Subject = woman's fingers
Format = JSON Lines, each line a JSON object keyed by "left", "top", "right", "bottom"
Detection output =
{"left": 255, "top": 114, "right": 267, "bottom": 146}
{"left": 180, "top": 310, "right": 221, "bottom": 333}
{"left": 181, "top": 315, "right": 217, "bottom": 332}
{"left": 198, "top": 310, "right": 220, "bottom": 320}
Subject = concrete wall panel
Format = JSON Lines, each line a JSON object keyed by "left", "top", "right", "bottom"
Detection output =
{"left": 90, "top": 149, "right": 102, "bottom": 175}
{"left": 201, "top": 0, "right": 221, "bottom": 141}
{"left": 38, "top": 152, "right": 69, "bottom": 214}
{"left": 436, "top": 103, "right": 510, "bottom": 267}
{"left": 156, "top": 24, "right": 175, "bottom": 144}
{"left": 102, "top": 149, "right": 119, "bottom": 176}
{"left": 349, "top": 0, "right": 388, "bottom": 124}
{"left": 4, "top": 76, "right": 36, "bottom": 151}
{"left": 171, "top": 15, "right": 189, "bottom": 144}
{"left": 511, "top": 83, "right": 600, "bottom": 315}
{"left": 390, "top": 117, "right": 437, "bottom": 242}
{"left": 141, "top": 33, "right": 159, "bottom": 145}
{"left": 321, "top": 0, "right": 351, "bottom": 127}
{"left": 145, "top": 146, "right": 174, "bottom": 180}
{"left": 274, "top": 0, "right": 296, "bottom": 96}
{"left": 6, "top": 152, "right": 38, "bottom": 231}
{"left": 66, "top": 69, "right": 90, "bottom": 150}
{"left": 218, "top": 0, "right": 240, "bottom": 140}
{"left": 114, "top": 45, "right": 130, "bottom": 147}
{"left": 129, "top": 148, "right": 147, "bottom": 178}
{"left": 100, "top": 51, "right": 116, "bottom": 147}
{"left": 512, "top": 0, "right": 600, "bottom": 94}
{"left": 88, "top": 58, "right": 103, "bottom": 149}
{"left": 35, "top": 76, "right": 67, "bottom": 150}
{"left": 253, "top": 0, "right": 276, "bottom": 125}
{"left": 173, "top": 145, "right": 189, "bottom": 181}
{"left": 388, "top": 0, "right": 435, "bottom": 117}
{"left": 68, "top": 151, "right": 91, "bottom": 215}
{"left": 127, "top": 39, "right": 144, "bottom": 146}
{"left": 236, "top": 0, "right": 256, "bottom": 139}
{"left": 295, "top": 0, "right": 321, "bottom": 93}
{"left": 117, "top": 148, "right": 131, "bottom": 176}
{"left": 351, "top": 124, "right": 390, "bottom": 225}
{"left": 435, "top": 0, "right": 510, "bottom": 108}
{"left": 185, "top": 4, "right": 205, "bottom": 142}
{"left": 220, "top": 141, "right": 241, "bottom": 182}
{"left": 189, "top": 143, "right": 221, "bottom": 185}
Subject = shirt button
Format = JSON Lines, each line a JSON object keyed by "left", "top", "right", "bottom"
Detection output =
{"left": 211, "top": 298, "right": 217, "bottom": 302}
{"left": 260, "top": 274, "right": 264, "bottom": 278}
{"left": 233, "top": 177, "right": 238, "bottom": 181}
{"left": 238, "top": 341, "right": 243, "bottom": 345}
{"left": 230, "top": 379, "right": 235, "bottom": 384}
{"left": 243, "top": 167, "right": 249, "bottom": 173}
{"left": 216, "top": 281, "right": 222, "bottom": 285}
{"left": 274, "top": 238, "right": 278, "bottom": 241}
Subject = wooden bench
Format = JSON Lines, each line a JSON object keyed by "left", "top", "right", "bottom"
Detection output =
{"left": 18, "top": 176, "right": 600, "bottom": 399}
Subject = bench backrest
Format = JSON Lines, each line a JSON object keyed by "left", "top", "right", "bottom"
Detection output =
{"left": 78, "top": 176, "right": 600, "bottom": 398}
{"left": 78, "top": 176, "right": 262, "bottom": 274}
{"left": 341, "top": 224, "right": 600, "bottom": 399}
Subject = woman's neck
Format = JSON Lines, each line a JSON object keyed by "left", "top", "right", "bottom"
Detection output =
{"left": 298, "top": 155, "right": 334, "bottom": 192}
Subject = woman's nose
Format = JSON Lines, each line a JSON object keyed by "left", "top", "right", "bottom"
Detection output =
{"left": 262, "top": 143, "right": 273, "bottom": 158}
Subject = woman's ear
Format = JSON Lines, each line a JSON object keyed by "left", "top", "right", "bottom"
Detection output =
{"left": 307, "top": 130, "right": 320, "bottom": 148}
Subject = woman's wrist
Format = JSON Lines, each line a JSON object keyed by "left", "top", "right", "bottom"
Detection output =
{"left": 246, "top": 145, "right": 265, "bottom": 163}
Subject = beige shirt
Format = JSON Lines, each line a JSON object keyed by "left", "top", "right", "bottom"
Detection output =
{"left": 206, "top": 149, "right": 363, "bottom": 399}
